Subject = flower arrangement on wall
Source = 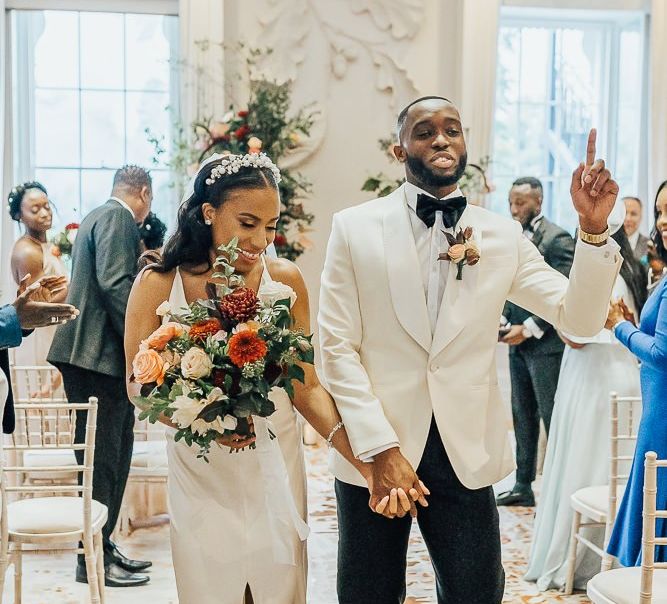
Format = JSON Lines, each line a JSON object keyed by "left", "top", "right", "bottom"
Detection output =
{"left": 148, "top": 48, "right": 317, "bottom": 261}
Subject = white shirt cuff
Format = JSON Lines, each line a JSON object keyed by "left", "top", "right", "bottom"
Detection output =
{"left": 576, "top": 236, "right": 620, "bottom": 263}
{"left": 523, "top": 317, "right": 544, "bottom": 339}
{"left": 358, "top": 442, "right": 399, "bottom": 462}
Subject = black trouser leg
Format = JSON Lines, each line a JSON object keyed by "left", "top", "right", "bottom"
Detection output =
{"left": 59, "top": 365, "right": 135, "bottom": 566}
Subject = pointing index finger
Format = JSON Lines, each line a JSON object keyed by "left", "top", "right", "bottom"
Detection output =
{"left": 586, "top": 128, "right": 597, "bottom": 167}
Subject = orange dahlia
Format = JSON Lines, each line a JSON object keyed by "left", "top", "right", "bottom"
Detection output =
{"left": 189, "top": 318, "right": 222, "bottom": 342}
{"left": 227, "top": 331, "right": 267, "bottom": 367}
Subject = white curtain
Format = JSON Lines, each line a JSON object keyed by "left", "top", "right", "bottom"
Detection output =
{"left": 459, "top": 0, "right": 501, "bottom": 165}
{"left": 1, "top": 1, "right": 14, "bottom": 305}
{"left": 649, "top": 0, "right": 667, "bottom": 212}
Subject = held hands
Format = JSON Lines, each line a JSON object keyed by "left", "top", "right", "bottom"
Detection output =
{"left": 501, "top": 324, "right": 528, "bottom": 346}
{"left": 570, "top": 129, "right": 619, "bottom": 235}
{"left": 605, "top": 298, "right": 636, "bottom": 330}
{"left": 366, "top": 447, "right": 430, "bottom": 519}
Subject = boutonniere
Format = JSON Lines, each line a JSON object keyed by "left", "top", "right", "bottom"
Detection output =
{"left": 438, "top": 226, "right": 480, "bottom": 280}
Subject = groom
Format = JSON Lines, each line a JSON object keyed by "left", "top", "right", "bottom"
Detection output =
{"left": 318, "top": 96, "right": 622, "bottom": 603}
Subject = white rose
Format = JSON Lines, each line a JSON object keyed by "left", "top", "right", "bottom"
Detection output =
{"left": 170, "top": 395, "right": 206, "bottom": 429}
{"left": 259, "top": 281, "right": 297, "bottom": 308}
{"left": 180, "top": 347, "right": 213, "bottom": 379}
{"left": 156, "top": 301, "right": 171, "bottom": 317}
{"left": 190, "top": 414, "right": 237, "bottom": 436}
{"left": 221, "top": 414, "right": 238, "bottom": 431}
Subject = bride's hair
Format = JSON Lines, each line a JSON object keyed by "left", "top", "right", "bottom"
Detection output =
{"left": 147, "top": 158, "right": 279, "bottom": 274}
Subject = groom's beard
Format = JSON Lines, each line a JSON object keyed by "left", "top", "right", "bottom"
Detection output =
{"left": 406, "top": 151, "right": 468, "bottom": 189}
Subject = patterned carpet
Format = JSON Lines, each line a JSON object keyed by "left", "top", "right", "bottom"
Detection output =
{"left": 0, "top": 441, "right": 591, "bottom": 603}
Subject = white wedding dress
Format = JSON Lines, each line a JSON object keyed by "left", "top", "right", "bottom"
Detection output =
{"left": 525, "top": 274, "right": 641, "bottom": 590}
{"left": 164, "top": 258, "right": 308, "bottom": 603}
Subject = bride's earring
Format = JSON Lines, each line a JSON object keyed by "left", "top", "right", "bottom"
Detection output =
{"left": 204, "top": 219, "right": 212, "bottom": 226}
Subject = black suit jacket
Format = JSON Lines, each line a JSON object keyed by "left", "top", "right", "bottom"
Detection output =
{"left": 48, "top": 199, "right": 141, "bottom": 379}
{"left": 503, "top": 217, "right": 575, "bottom": 356}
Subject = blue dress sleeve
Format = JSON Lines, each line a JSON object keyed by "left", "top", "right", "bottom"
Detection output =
{"left": 0, "top": 304, "right": 22, "bottom": 349}
{"left": 615, "top": 285, "right": 667, "bottom": 369}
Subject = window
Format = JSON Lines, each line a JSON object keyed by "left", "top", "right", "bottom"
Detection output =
{"left": 490, "top": 8, "right": 646, "bottom": 234}
{"left": 10, "top": 9, "right": 179, "bottom": 231}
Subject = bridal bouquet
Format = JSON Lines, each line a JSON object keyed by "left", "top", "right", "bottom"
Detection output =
{"left": 131, "top": 239, "right": 314, "bottom": 460}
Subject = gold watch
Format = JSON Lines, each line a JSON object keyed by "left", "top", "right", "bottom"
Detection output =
{"left": 578, "top": 227, "right": 609, "bottom": 244}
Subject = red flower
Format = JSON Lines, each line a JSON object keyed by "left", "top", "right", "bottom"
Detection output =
{"left": 237, "top": 110, "right": 249, "bottom": 118}
{"left": 189, "top": 318, "right": 222, "bottom": 342}
{"left": 274, "top": 234, "right": 287, "bottom": 247}
{"left": 211, "top": 368, "right": 226, "bottom": 388}
{"left": 234, "top": 125, "right": 250, "bottom": 141}
{"left": 65, "top": 223, "right": 80, "bottom": 230}
{"left": 227, "top": 331, "right": 267, "bottom": 367}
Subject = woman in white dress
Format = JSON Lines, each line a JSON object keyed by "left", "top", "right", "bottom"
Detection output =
{"left": 124, "top": 154, "right": 425, "bottom": 604}
{"left": 524, "top": 223, "right": 647, "bottom": 591}
{"left": 8, "top": 182, "right": 68, "bottom": 396}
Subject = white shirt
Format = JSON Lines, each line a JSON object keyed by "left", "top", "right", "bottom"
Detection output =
{"left": 109, "top": 196, "right": 135, "bottom": 220}
{"left": 405, "top": 181, "right": 464, "bottom": 332}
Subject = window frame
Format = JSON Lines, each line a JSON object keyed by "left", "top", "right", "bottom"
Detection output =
{"left": 492, "top": 7, "right": 648, "bottom": 229}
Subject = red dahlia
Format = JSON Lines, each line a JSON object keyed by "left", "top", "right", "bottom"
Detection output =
{"left": 234, "top": 125, "right": 250, "bottom": 140}
{"left": 218, "top": 288, "right": 258, "bottom": 324}
{"left": 228, "top": 331, "right": 267, "bottom": 367}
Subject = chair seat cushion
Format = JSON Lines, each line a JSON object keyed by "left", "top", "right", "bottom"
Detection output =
{"left": 571, "top": 484, "right": 626, "bottom": 521}
{"left": 8, "top": 497, "right": 107, "bottom": 535}
{"left": 588, "top": 567, "right": 667, "bottom": 603}
{"left": 131, "top": 439, "right": 168, "bottom": 475}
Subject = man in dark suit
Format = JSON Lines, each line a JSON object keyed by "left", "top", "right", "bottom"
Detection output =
{"left": 623, "top": 196, "right": 650, "bottom": 261}
{"left": 48, "top": 166, "right": 153, "bottom": 587}
{"left": 496, "top": 177, "right": 575, "bottom": 507}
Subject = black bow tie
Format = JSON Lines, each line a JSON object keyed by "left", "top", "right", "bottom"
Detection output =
{"left": 415, "top": 193, "right": 467, "bottom": 229}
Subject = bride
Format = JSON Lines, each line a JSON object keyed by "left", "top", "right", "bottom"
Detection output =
{"left": 124, "top": 154, "right": 425, "bottom": 603}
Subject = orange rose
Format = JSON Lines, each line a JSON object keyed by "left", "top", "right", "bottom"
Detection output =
{"left": 133, "top": 348, "right": 166, "bottom": 385}
{"left": 144, "top": 322, "right": 185, "bottom": 351}
{"left": 447, "top": 244, "right": 466, "bottom": 263}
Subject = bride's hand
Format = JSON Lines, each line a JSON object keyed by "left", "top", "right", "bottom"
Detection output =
{"left": 216, "top": 417, "right": 256, "bottom": 450}
{"left": 372, "top": 481, "right": 430, "bottom": 519}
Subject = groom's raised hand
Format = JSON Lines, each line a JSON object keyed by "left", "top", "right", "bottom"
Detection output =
{"left": 570, "top": 128, "right": 619, "bottom": 237}
{"left": 368, "top": 447, "right": 429, "bottom": 519}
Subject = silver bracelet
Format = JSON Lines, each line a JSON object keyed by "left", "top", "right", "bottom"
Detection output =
{"left": 326, "top": 421, "right": 344, "bottom": 448}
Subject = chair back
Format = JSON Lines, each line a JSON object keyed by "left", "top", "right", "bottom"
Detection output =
{"left": 0, "top": 398, "right": 98, "bottom": 521}
{"left": 9, "top": 365, "right": 67, "bottom": 403}
{"left": 640, "top": 451, "right": 667, "bottom": 604}
{"left": 606, "top": 393, "right": 642, "bottom": 544}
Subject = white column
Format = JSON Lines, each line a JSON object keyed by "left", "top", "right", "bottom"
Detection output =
{"left": 649, "top": 0, "right": 667, "bottom": 213}
{"left": 178, "top": 0, "right": 226, "bottom": 127}
{"left": 1, "top": 2, "right": 14, "bottom": 305}
{"left": 459, "top": 0, "right": 501, "bottom": 164}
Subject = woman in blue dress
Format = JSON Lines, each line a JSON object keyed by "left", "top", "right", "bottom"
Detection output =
{"left": 606, "top": 180, "right": 667, "bottom": 566}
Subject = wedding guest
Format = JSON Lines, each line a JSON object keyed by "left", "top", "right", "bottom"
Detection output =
{"left": 1, "top": 275, "right": 77, "bottom": 433}
{"left": 623, "top": 196, "right": 650, "bottom": 262}
{"left": 139, "top": 211, "right": 167, "bottom": 252}
{"left": 48, "top": 165, "right": 153, "bottom": 588}
{"left": 607, "top": 179, "right": 667, "bottom": 566}
{"left": 525, "top": 207, "right": 647, "bottom": 590}
{"left": 496, "top": 177, "right": 575, "bottom": 507}
{"left": 7, "top": 182, "right": 68, "bottom": 396}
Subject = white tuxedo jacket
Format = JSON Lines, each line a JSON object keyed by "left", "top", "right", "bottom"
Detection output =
{"left": 318, "top": 184, "right": 622, "bottom": 489}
